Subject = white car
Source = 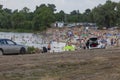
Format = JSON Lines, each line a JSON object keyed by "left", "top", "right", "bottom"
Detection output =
{"left": 86, "top": 37, "right": 106, "bottom": 49}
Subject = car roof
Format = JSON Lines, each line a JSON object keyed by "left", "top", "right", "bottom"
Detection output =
{"left": 89, "top": 37, "right": 98, "bottom": 39}
{"left": 0, "top": 39, "right": 11, "bottom": 40}
{"left": 89, "top": 37, "right": 98, "bottom": 41}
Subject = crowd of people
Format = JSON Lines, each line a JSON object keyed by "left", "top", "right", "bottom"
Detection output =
{"left": 46, "top": 26, "right": 120, "bottom": 51}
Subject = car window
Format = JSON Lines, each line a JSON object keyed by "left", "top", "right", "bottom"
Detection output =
{"left": 0, "top": 40, "right": 6, "bottom": 45}
{"left": 6, "top": 40, "right": 15, "bottom": 45}
{"left": 89, "top": 38, "right": 98, "bottom": 41}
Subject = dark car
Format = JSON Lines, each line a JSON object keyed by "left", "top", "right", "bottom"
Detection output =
{"left": 0, "top": 39, "right": 27, "bottom": 55}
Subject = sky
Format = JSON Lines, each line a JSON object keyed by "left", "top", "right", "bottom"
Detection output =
{"left": 0, "top": 0, "right": 120, "bottom": 13}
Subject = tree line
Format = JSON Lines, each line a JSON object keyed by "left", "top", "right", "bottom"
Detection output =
{"left": 0, "top": 0, "right": 120, "bottom": 32}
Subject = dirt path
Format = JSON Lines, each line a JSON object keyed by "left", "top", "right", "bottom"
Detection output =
{"left": 0, "top": 49, "right": 120, "bottom": 80}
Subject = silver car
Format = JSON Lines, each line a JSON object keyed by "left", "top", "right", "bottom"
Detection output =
{"left": 0, "top": 39, "right": 27, "bottom": 55}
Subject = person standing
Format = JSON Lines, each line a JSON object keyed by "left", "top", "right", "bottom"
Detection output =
{"left": 47, "top": 43, "right": 51, "bottom": 52}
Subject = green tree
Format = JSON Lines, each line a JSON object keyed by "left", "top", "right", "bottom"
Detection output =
{"left": 55, "top": 10, "right": 65, "bottom": 21}
{"left": 68, "top": 10, "right": 80, "bottom": 22}
{"left": 0, "top": 6, "right": 12, "bottom": 29}
{"left": 19, "top": 7, "right": 33, "bottom": 30}
{"left": 33, "top": 4, "right": 56, "bottom": 31}
{"left": 11, "top": 11, "right": 25, "bottom": 29}
{"left": 92, "top": 0, "right": 117, "bottom": 28}
{"left": 83, "top": 9, "right": 92, "bottom": 22}
{"left": 116, "top": 2, "right": 120, "bottom": 26}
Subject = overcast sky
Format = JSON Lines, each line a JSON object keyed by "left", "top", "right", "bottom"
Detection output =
{"left": 0, "top": 0, "right": 120, "bottom": 13}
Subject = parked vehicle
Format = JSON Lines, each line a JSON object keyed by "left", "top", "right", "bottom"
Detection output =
{"left": 86, "top": 37, "right": 106, "bottom": 49}
{"left": 0, "top": 39, "right": 27, "bottom": 55}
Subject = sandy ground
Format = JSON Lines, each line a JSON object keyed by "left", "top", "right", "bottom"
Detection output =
{"left": 0, "top": 48, "right": 120, "bottom": 80}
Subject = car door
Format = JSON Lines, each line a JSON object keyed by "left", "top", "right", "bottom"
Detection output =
{"left": 6, "top": 39, "right": 19, "bottom": 53}
{"left": 0, "top": 40, "right": 9, "bottom": 53}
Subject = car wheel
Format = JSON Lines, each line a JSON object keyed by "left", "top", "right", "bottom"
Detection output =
{"left": 0, "top": 50, "right": 3, "bottom": 55}
{"left": 20, "top": 48, "right": 26, "bottom": 54}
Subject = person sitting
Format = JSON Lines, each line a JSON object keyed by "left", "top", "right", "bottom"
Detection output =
{"left": 42, "top": 47, "right": 47, "bottom": 53}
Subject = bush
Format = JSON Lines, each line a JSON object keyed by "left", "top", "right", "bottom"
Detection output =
{"left": 27, "top": 46, "right": 41, "bottom": 54}
{"left": 27, "top": 46, "right": 36, "bottom": 54}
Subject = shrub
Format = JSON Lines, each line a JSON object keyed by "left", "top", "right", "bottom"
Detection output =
{"left": 27, "top": 46, "right": 36, "bottom": 54}
{"left": 27, "top": 46, "right": 41, "bottom": 54}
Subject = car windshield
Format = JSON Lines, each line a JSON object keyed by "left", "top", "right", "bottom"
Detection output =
{"left": 89, "top": 38, "right": 98, "bottom": 41}
{"left": 0, "top": 40, "right": 6, "bottom": 45}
